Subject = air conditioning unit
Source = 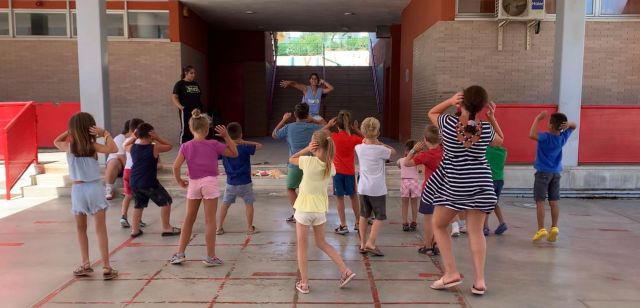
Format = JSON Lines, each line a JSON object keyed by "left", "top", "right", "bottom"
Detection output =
{"left": 497, "top": 0, "right": 545, "bottom": 20}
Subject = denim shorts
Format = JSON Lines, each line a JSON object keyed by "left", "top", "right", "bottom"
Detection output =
{"left": 71, "top": 181, "right": 109, "bottom": 215}
{"left": 222, "top": 183, "right": 256, "bottom": 205}
{"left": 333, "top": 173, "right": 356, "bottom": 197}
{"left": 418, "top": 198, "right": 434, "bottom": 215}
{"left": 493, "top": 180, "right": 504, "bottom": 199}
{"left": 533, "top": 172, "right": 561, "bottom": 202}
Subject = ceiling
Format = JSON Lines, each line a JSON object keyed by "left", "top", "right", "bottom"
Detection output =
{"left": 181, "top": 0, "right": 411, "bottom": 32}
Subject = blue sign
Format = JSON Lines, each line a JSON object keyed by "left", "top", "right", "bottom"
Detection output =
{"left": 532, "top": 0, "right": 544, "bottom": 10}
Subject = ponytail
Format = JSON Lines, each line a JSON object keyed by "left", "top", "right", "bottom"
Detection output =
{"left": 336, "top": 110, "right": 352, "bottom": 135}
{"left": 464, "top": 112, "right": 479, "bottom": 135}
{"left": 312, "top": 129, "right": 335, "bottom": 178}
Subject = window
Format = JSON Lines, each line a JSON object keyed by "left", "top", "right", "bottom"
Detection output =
{"left": 128, "top": 11, "right": 169, "bottom": 39}
{"left": 546, "top": 0, "right": 595, "bottom": 15}
{"left": 457, "top": 0, "right": 496, "bottom": 14}
{"left": 72, "top": 12, "right": 125, "bottom": 37}
{"left": 14, "top": 12, "right": 67, "bottom": 36}
{"left": 0, "top": 12, "right": 9, "bottom": 35}
{"left": 600, "top": 0, "right": 640, "bottom": 15}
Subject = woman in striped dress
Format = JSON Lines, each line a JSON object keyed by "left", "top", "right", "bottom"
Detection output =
{"left": 424, "top": 86, "right": 504, "bottom": 295}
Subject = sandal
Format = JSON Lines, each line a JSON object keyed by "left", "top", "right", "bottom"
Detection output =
{"left": 432, "top": 243, "right": 440, "bottom": 256}
{"left": 246, "top": 226, "right": 259, "bottom": 235}
{"left": 430, "top": 275, "right": 463, "bottom": 290}
{"left": 216, "top": 228, "right": 225, "bottom": 235}
{"left": 471, "top": 285, "right": 486, "bottom": 295}
{"left": 365, "top": 247, "right": 384, "bottom": 257}
{"left": 410, "top": 222, "right": 417, "bottom": 231}
{"left": 161, "top": 227, "right": 181, "bottom": 237}
{"left": 296, "top": 281, "right": 310, "bottom": 294}
{"left": 103, "top": 267, "right": 118, "bottom": 280}
{"left": 286, "top": 215, "right": 296, "bottom": 223}
{"left": 359, "top": 247, "right": 368, "bottom": 254}
{"left": 402, "top": 223, "right": 410, "bottom": 232}
{"left": 417, "top": 246, "right": 433, "bottom": 255}
{"left": 130, "top": 229, "right": 143, "bottom": 238}
{"left": 73, "top": 263, "right": 94, "bottom": 276}
{"left": 339, "top": 269, "right": 356, "bottom": 288}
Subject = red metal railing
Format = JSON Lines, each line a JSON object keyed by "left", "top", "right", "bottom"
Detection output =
{"left": 1, "top": 102, "right": 38, "bottom": 200}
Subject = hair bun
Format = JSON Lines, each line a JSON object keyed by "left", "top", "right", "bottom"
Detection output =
{"left": 191, "top": 109, "right": 202, "bottom": 118}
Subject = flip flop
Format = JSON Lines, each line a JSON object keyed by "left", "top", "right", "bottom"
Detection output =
{"left": 359, "top": 247, "right": 367, "bottom": 254}
{"left": 430, "top": 276, "right": 463, "bottom": 290}
{"left": 365, "top": 247, "right": 384, "bottom": 256}
{"left": 296, "top": 281, "right": 310, "bottom": 294}
{"left": 471, "top": 285, "right": 486, "bottom": 295}
{"left": 161, "top": 227, "right": 181, "bottom": 237}
{"left": 247, "top": 226, "right": 259, "bottom": 235}
{"left": 130, "top": 230, "right": 143, "bottom": 238}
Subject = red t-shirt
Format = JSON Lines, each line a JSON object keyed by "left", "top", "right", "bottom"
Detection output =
{"left": 412, "top": 145, "right": 444, "bottom": 189}
{"left": 331, "top": 131, "right": 363, "bottom": 175}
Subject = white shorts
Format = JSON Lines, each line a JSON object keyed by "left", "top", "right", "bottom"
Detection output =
{"left": 294, "top": 211, "right": 327, "bottom": 226}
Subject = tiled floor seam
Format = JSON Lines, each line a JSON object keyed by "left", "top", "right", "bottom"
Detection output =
{"left": 208, "top": 235, "right": 253, "bottom": 307}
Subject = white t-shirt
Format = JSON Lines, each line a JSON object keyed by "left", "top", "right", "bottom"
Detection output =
{"left": 124, "top": 136, "right": 136, "bottom": 169}
{"left": 355, "top": 143, "right": 392, "bottom": 196}
{"left": 106, "top": 134, "right": 126, "bottom": 162}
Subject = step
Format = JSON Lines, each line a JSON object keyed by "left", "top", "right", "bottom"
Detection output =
{"left": 42, "top": 163, "right": 69, "bottom": 174}
{"left": 31, "top": 173, "right": 71, "bottom": 187}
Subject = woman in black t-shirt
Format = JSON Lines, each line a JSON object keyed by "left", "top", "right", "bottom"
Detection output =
{"left": 172, "top": 65, "right": 203, "bottom": 144}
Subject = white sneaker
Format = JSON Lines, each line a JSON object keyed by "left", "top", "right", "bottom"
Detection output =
{"left": 451, "top": 221, "right": 460, "bottom": 237}
{"left": 105, "top": 186, "right": 113, "bottom": 200}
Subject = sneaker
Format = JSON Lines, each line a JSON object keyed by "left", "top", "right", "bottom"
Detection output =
{"left": 354, "top": 222, "right": 359, "bottom": 231}
{"left": 286, "top": 215, "right": 296, "bottom": 223}
{"left": 532, "top": 228, "right": 548, "bottom": 242}
{"left": 120, "top": 217, "right": 130, "bottom": 228}
{"left": 105, "top": 186, "right": 113, "bottom": 200}
{"left": 483, "top": 227, "right": 490, "bottom": 236}
{"left": 203, "top": 256, "right": 223, "bottom": 267}
{"left": 334, "top": 225, "right": 349, "bottom": 235}
{"left": 170, "top": 252, "right": 186, "bottom": 264}
{"left": 402, "top": 223, "right": 410, "bottom": 232}
{"left": 494, "top": 223, "right": 508, "bottom": 235}
{"left": 547, "top": 227, "right": 559, "bottom": 242}
{"left": 451, "top": 222, "right": 460, "bottom": 237}
{"left": 139, "top": 221, "right": 147, "bottom": 228}
{"left": 459, "top": 225, "right": 467, "bottom": 234}
{"left": 410, "top": 222, "right": 417, "bottom": 232}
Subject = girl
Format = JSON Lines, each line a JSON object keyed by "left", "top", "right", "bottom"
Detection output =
{"left": 289, "top": 129, "right": 356, "bottom": 294}
{"left": 170, "top": 109, "right": 238, "bottom": 266}
{"left": 53, "top": 112, "right": 119, "bottom": 280}
{"left": 424, "top": 86, "right": 504, "bottom": 296}
{"left": 397, "top": 140, "right": 420, "bottom": 232}
{"left": 328, "top": 110, "right": 363, "bottom": 234}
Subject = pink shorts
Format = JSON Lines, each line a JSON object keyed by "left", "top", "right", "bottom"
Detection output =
{"left": 123, "top": 169, "right": 132, "bottom": 196}
{"left": 187, "top": 176, "right": 220, "bottom": 200}
{"left": 400, "top": 178, "right": 420, "bottom": 198}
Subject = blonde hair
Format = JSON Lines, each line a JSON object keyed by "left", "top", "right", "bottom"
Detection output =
{"left": 189, "top": 109, "right": 211, "bottom": 135}
{"left": 360, "top": 117, "right": 380, "bottom": 139}
{"left": 336, "top": 110, "right": 352, "bottom": 135}
{"left": 68, "top": 112, "right": 97, "bottom": 157}
{"left": 312, "top": 129, "right": 335, "bottom": 178}
{"left": 424, "top": 124, "right": 441, "bottom": 145}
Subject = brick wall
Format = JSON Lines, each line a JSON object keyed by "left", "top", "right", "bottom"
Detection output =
{"left": 0, "top": 40, "right": 182, "bottom": 144}
{"left": 410, "top": 20, "right": 640, "bottom": 139}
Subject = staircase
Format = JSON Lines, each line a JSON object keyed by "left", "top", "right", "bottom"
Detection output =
{"left": 270, "top": 66, "right": 380, "bottom": 131}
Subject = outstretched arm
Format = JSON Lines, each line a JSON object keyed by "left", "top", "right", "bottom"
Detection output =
{"left": 280, "top": 80, "right": 306, "bottom": 92}
{"left": 237, "top": 139, "right": 263, "bottom": 151}
{"left": 428, "top": 92, "right": 463, "bottom": 128}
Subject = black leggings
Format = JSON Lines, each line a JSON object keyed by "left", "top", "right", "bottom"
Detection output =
{"left": 179, "top": 108, "right": 197, "bottom": 144}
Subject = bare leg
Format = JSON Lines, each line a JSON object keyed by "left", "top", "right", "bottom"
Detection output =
{"left": 160, "top": 204, "right": 175, "bottom": 232}
{"left": 336, "top": 196, "right": 347, "bottom": 227}
{"left": 287, "top": 188, "right": 298, "bottom": 207}
{"left": 401, "top": 197, "right": 409, "bottom": 225}
{"left": 296, "top": 222, "right": 310, "bottom": 285}
{"left": 313, "top": 223, "right": 348, "bottom": 273}
{"left": 218, "top": 204, "right": 231, "bottom": 231}
{"left": 104, "top": 159, "right": 122, "bottom": 186}
{"left": 358, "top": 216, "right": 368, "bottom": 249}
{"left": 549, "top": 201, "right": 559, "bottom": 228}
{"left": 365, "top": 219, "right": 384, "bottom": 249}
{"left": 203, "top": 198, "right": 218, "bottom": 257}
{"left": 75, "top": 214, "right": 89, "bottom": 264}
{"left": 494, "top": 204, "right": 506, "bottom": 224}
{"left": 422, "top": 214, "right": 434, "bottom": 247}
{"left": 410, "top": 197, "right": 418, "bottom": 223}
{"left": 121, "top": 195, "right": 132, "bottom": 217}
{"left": 130, "top": 208, "right": 144, "bottom": 235}
{"left": 245, "top": 204, "right": 254, "bottom": 230}
{"left": 466, "top": 210, "right": 488, "bottom": 290}
{"left": 93, "top": 210, "right": 111, "bottom": 269}
{"left": 349, "top": 194, "right": 360, "bottom": 222}
{"left": 432, "top": 206, "right": 461, "bottom": 281}
{"left": 177, "top": 199, "right": 201, "bottom": 254}
{"left": 536, "top": 201, "right": 546, "bottom": 229}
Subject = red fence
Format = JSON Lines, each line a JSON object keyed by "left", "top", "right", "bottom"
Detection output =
{"left": 1, "top": 102, "right": 38, "bottom": 200}
{"left": 35, "top": 102, "right": 80, "bottom": 147}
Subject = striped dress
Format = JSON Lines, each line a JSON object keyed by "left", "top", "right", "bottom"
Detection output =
{"left": 421, "top": 114, "right": 497, "bottom": 213}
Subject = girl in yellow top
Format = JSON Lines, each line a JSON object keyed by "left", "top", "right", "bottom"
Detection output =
{"left": 289, "top": 129, "right": 357, "bottom": 294}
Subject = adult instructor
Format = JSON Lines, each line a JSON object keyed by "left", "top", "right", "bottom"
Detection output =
{"left": 280, "top": 73, "right": 334, "bottom": 121}
{"left": 172, "top": 65, "right": 203, "bottom": 144}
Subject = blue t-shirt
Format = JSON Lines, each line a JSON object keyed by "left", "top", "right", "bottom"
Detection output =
{"left": 534, "top": 128, "right": 574, "bottom": 173}
{"left": 221, "top": 144, "right": 256, "bottom": 186}
{"left": 275, "top": 121, "right": 322, "bottom": 167}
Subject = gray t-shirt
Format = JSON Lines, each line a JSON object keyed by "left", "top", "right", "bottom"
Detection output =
{"left": 275, "top": 121, "right": 322, "bottom": 167}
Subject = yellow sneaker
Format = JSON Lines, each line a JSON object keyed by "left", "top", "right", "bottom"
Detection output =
{"left": 532, "top": 228, "right": 548, "bottom": 242}
{"left": 547, "top": 227, "right": 559, "bottom": 242}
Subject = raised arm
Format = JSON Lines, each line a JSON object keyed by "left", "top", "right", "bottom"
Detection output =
{"left": 381, "top": 143, "right": 397, "bottom": 158}
{"left": 486, "top": 102, "right": 504, "bottom": 147}
{"left": 272, "top": 112, "right": 292, "bottom": 139}
{"left": 53, "top": 131, "right": 70, "bottom": 152}
{"left": 280, "top": 80, "right": 306, "bottom": 92}
{"left": 320, "top": 79, "right": 334, "bottom": 94}
{"left": 150, "top": 131, "right": 173, "bottom": 156}
{"left": 529, "top": 111, "right": 547, "bottom": 141}
{"left": 322, "top": 117, "right": 337, "bottom": 130}
{"left": 237, "top": 139, "right": 263, "bottom": 151}
{"left": 428, "top": 92, "right": 463, "bottom": 128}
{"left": 289, "top": 142, "right": 316, "bottom": 166}
{"left": 216, "top": 125, "right": 238, "bottom": 158}
{"left": 403, "top": 141, "right": 425, "bottom": 167}
{"left": 90, "top": 127, "right": 118, "bottom": 154}
{"left": 350, "top": 120, "right": 364, "bottom": 137}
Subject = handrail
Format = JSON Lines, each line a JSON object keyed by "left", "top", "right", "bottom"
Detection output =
{"left": 1, "top": 102, "right": 38, "bottom": 200}
{"left": 266, "top": 32, "right": 278, "bottom": 133}
{"left": 369, "top": 38, "right": 382, "bottom": 114}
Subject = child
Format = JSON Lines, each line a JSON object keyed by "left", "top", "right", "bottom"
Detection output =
{"left": 356, "top": 117, "right": 396, "bottom": 257}
{"left": 396, "top": 140, "right": 420, "bottom": 232}
{"left": 119, "top": 118, "right": 145, "bottom": 228}
{"left": 485, "top": 146, "right": 508, "bottom": 235}
{"left": 403, "top": 125, "right": 444, "bottom": 255}
{"left": 53, "top": 112, "right": 118, "bottom": 280}
{"left": 170, "top": 110, "right": 238, "bottom": 266}
{"left": 289, "top": 129, "right": 356, "bottom": 294}
{"left": 217, "top": 122, "right": 261, "bottom": 235}
{"left": 328, "top": 110, "right": 363, "bottom": 235}
{"left": 529, "top": 111, "right": 576, "bottom": 242}
{"left": 126, "top": 123, "right": 180, "bottom": 238}
{"left": 104, "top": 120, "right": 128, "bottom": 200}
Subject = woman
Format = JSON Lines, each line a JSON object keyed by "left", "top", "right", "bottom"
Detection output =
{"left": 280, "top": 73, "right": 334, "bottom": 121}
{"left": 172, "top": 65, "right": 203, "bottom": 144}
{"left": 423, "top": 86, "right": 504, "bottom": 296}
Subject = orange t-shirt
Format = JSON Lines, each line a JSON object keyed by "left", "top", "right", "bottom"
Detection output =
{"left": 331, "top": 131, "right": 363, "bottom": 175}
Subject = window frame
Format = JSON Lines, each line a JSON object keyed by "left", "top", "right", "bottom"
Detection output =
{"left": 455, "top": 0, "right": 640, "bottom": 20}
{"left": 70, "top": 10, "right": 127, "bottom": 39}
{"left": 0, "top": 10, "right": 10, "bottom": 37}
{"left": 126, "top": 10, "right": 170, "bottom": 41}
{"left": 13, "top": 9, "right": 69, "bottom": 38}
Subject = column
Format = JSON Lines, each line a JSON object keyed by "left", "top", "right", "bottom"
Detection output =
{"left": 76, "top": 0, "right": 110, "bottom": 130}
{"left": 552, "top": 0, "right": 586, "bottom": 167}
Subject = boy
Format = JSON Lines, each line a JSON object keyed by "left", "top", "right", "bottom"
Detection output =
{"left": 218, "top": 122, "right": 262, "bottom": 235}
{"left": 485, "top": 145, "right": 508, "bottom": 235}
{"left": 529, "top": 111, "right": 576, "bottom": 242}
{"left": 356, "top": 117, "right": 396, "bottom": 256}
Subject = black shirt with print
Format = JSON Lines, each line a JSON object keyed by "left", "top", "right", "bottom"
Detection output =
{"left": 172, "top": 80, "right": 202, "bottom": 110}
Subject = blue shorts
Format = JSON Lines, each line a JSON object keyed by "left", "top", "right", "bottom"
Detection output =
{"left": 71, "top": 181, "right": 109, "bottom": 215}
{"left": 333, "top": 173, "right": 356, "bottom": 197}
{"left": 223, "top": 183, "right": 256, "bottom": 205}
{"left": 419, "top": 198, "right": 434, "bottom": 215}
{"left": 493, "top": 180, "right": 504, "bottom": 199}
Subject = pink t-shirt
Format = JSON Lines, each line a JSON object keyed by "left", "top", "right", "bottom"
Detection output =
{"left": 397, "top": 157, "right": 419, "bottom": 180}
{"left": 179, "top": 139, "right": 227, "bottom": 179}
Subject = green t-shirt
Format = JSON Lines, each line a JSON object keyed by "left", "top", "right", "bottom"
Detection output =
{"left": 486, "top": 146, "right": 507, "bottom": 181}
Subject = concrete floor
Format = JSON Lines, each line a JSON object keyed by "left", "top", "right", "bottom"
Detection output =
{"left": 1, "top": 194, "right": 640, "bottom": 308}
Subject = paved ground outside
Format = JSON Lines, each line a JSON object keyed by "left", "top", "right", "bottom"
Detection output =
{"left": 1, "top": 194, "right": 639, "bottom": 308}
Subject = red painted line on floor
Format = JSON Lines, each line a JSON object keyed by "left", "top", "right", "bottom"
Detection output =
{"left": 33, "top": 220, "right": 68, "bottom": 224}
{"left": 362, "top": 255, "right": 382, "bottom": 308}
{"left": 0, "top": 242, "right": 23, "bottom": 247}
{"left": 418, "top": 273, "right": 440, "bottom": 278}
{"left": 208, "top": 235, "right": 253, "bottom": 308}
{"left": 428, "top": 255, "right": 467, "bottom": 308}
{"left": 125, "top": 268, "right": 163, "bottom": 306}
{"left": 252, "top": 272, "right": 297, "bottom": 277}
{"left": 49, "top": 301, "right": 116, "bottom": 304}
